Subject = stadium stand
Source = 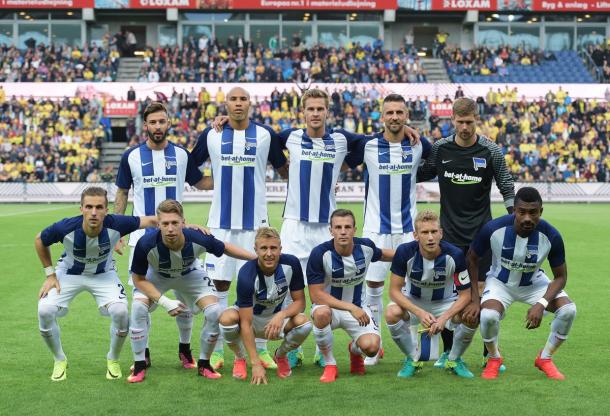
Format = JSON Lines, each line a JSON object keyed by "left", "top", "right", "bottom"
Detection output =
{"left": 1, "top": 87, "right": 608, "bottom": 183}
{"left": 443, "top": 46, "right": 596, "bottom": 84}
{"left": 587, "top": 41, "right": 610, "bottom": 82}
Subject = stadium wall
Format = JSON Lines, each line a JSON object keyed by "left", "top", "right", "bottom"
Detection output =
{"left": 1, "top": 83, "right": 608, "bottom": 101}
{"left": 2, "top": 182, "right": 610, "bottom": 203}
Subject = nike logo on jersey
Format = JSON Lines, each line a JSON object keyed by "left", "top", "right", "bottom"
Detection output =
{"left": 502, "top": 246, "right": 514, "bottom": 250}
{"left": 332, "top": 267, "right": 343, "bottom": 273}
{"left": 141, "top": 161, "right": 153, "bottom": 166}
{"left": 221, "top": 141, "right": 233, "bottom": 145}
{"left": 378, "top": 151, "right": 390, "bottom": 156}
{"left": 441, "top": 159, "right": 452, "bottom": 164}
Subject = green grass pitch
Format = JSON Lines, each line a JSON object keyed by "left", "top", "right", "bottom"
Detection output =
{"left": 1, "top": 202, "right": 609, "bottom": 416}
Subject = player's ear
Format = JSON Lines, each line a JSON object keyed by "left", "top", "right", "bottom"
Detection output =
{"left": 438, "top": 228, "right": 443, "bottom": 239}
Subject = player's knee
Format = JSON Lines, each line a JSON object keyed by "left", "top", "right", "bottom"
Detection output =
{"left": 203, "top": 302, "right": 221, "bottom": 323}
{"left": 312, "top": 306, "right": 331, "bottom": 327}
{"left": 38, "top": 302, "right": 58, "bottom": 325}
{"left": 366, "top": 281, "right": 384, "bottom": 289}
{"left": 358, "top": 335, "right": 381, "bottom": 357}
{"left": 131, "top": 299, "right": 149, "bottom": 321}
{"left": 480, "top": 308, "right": 501, "bottom": 326}
{"left": 553, "top": 302, "right": 576, "bottom": 336}
{"left": 219, "top": 309, "right": 239, "bottom": 326}
{"left": 292, "top": 313, "right": 309, "bottom": 327}
{"left": 213, "top": 280, "right": 230, "bottom": 292}
{"left": 385, "top": 304, "right": 404, "bottom": 325}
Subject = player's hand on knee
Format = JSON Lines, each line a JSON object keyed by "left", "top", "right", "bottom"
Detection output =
{"left": 264, "top": 315, "right": 283, "bottom": 340}
{"left": 417, "top": 311, "right": 437, "bottom": 328}
{"left": 212, "top": 115, "right": 229, "bottom": 132}
{"left": 429, "top": 317, "right": 446, "bottom": 335}
{"left": 251, "top": 363, "right": 267, "bottom": 385}
{"left": 114, "top": 237, "right": 126, "bottom": 255}
{"left": 158, "top": 296, "right": 186, "bottom": 316}
{"left": 350, "top": 307, "right": 370, "bottom": 326}
{"left": 39, "top": 275, "right": 60, "bottom": 299}
{"left": 525, "top": 304, "right": 544, "bottom": 329}
{"left": 462, "top": 302, "right": 480, "bottom": 325}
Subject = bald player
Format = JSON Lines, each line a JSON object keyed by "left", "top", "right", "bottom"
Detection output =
{"left": 192, "top": 87, "right": 289, "bottom": 370}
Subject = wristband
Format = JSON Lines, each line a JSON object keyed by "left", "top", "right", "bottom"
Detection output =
{"left": 157, "top": 295, "right": 179, "bottom": 312}
{"left": 536, "top": 298, "right": 549, "bottom": 308}
{"left": 44, "top": 266, "right": 55, "bottom": 277}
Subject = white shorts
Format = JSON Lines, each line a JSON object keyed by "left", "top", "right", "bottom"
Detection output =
{"left": 133, "top": 268, "right": 217, "bottom": 313}
{"left": 280, "top": 218, "right": 330, "bottom": 273}
{"left": 311, "top": 304, "right": 380, "bottom": 341}
{"left": 481, "top": 274, "right": 569, "bottom": 315}
{"left": 363, "top": 230, "right": 414, "bottom": 282}
{"left": 388, "top": 296, "right": 458, "bottom": 330}
{"left": 230, "top": 306, "right": 290, "bottom": 340}
{"left": 39, "top": 269, "right": 127, "bottom": 316}
{"left": 205, "top": 228, "right": 255, "bottom": 282}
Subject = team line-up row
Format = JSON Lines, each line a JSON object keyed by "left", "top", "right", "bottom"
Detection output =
{"left": 36, "top": 186, "right": 575, "bottom": 384}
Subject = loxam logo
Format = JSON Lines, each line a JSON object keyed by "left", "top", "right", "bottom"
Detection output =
{"left": 443, "top": 171, "right": 482, "bottom": 185}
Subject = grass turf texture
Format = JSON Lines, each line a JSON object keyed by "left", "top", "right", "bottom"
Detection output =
{"left": 1, "top": 202, "right": 608, "bottom": 416}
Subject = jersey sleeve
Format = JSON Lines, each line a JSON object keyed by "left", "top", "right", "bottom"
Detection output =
{"left": 390, "top": 244, "right": 411, "bottom": 276}
{"left": 470, "top": 221, "right": 494, "bottom": 257}
{"left": 488, "top": 141, "right": 515, "bottom": 210}
{"left": 130, "top": 240, "right": 150, "bottom": 276}
{"left": 192, "top": 231, "right": 225, "bottom": 258}
{"left": 40, "top": 217, "right": 77, "bottom": 246}
{"left": 344, "top": 133, "right": 370, "bottom": 168}
{"left": 277, "top": 127, "right": 296, "bottom": 147}
{"left": 451, "top": 250, "right": 471, "bottom": 291}
{"left": 105, "top": 214, "right": 141, "bottom": 236}
{"left": 416, "top": 139, "right": 439, "bottom": 182}
{"left": 191, "top": 127, "right": 211, "bottom": 168}
{"left": 421, "top": 136, "right": 432, "bottom": 160}
{"left": 547, "top": 230, "right": 566, "bottom": 268}
{"left": 265, "top": 126, "right": 288, "bottom": 169}
{"left": 306, "top": 247, "right": 326, "bottom": 285}
{"left": 360, "top": 237, "right": 383, "bottom": 262}
{"left": 235, "top": 263, "right": 256, "bottom": 308}
{"left": 287, "top": 256, "right": 305, "bottom": 292}
{"left": 115, "top": 149, "right": 133, "bottom": 189}
{"left": 185, "top": 150, "right": 204, "bottom": 186}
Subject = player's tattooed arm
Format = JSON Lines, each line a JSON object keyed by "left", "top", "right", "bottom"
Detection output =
{"left": 35, "top": 232, "right": 60, "bottom": 299}
{"left": 193, "top": 175, "right": 214, "bottom": 191}
{"left": 276, "top": 162, "right": 289, "bottom": 180}
{"left": 380, "top": 248, "right": 395, "bottom": 262}
{"left": 114, "top": 187, "right": 129, "bottom": 215}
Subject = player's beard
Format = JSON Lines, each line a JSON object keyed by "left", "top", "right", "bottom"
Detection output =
{"left": 147, "top": 129, "right": 168, "bottom": 144}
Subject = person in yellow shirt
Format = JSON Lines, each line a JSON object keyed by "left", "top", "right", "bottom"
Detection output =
{"left": 215, "top": 87, "right": 225, "bottom": 104}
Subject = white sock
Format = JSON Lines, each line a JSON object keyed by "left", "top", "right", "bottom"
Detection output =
{"left": 38, "top": 303, "right": 66, "bottom": 361}
{"left": 130, "top": 300, "right": 150, "bottom": 361}
{"left": 276, "top": 321, "right": 312, "bottom": 357}
{"left": 541, "top": 303, "right": 576, "bottom": 359}
{"left": 220, "top": 323, "right": 245, "bottom": 359}
{"left": 448, "top": 324, "right": 476, "bottom": 361}
{"left": 365, "top": 285, "right": 384, "bottom": 330}
{"left": 175, "top": 310, "right": 193, "bottom": 345}
{"left": 107, "top": 302, "right": 129, "bottom": 360}
{"left": 214, "top": 290, "right": 228, "bottom": 353}
{"left": 200, "top": 303, "right": 221, "bottom": 360}
{"left": 313, "top": 325, "right": 336, "bottom": 365}
{"left": 388, "top": 319, "right": 415, "bottom": 358}
{"left": 480, "top": 308, "right": 501, "bottom": 358}
{"left": 349, "top": 341, "right": 364, "bottom": 357}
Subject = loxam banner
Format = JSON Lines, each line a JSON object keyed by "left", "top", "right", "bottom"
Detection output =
{"left": 398, "top": 0, "right": 610, "bottom": 10}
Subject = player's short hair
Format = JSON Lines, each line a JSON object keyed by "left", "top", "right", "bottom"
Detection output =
{"left": 330, "top": 209, "right": 356, "bottom": 227}
{"left": 383, "top": 93, "right": 407, "bottom": 107}
{"left": 156, "top": 199, "right": 184, "bottom": 218}
{"left": 80, "top": 186, "right": 108, "bottom": 206}
{"left": 301, "top": 88, "right": 329, "bottom": 109}
{"left": 255, "top": 227, "right": 281, "bottom": 242}
{"left": 414, "top": 210, "right": 440, "bottom": 231}
{"left": 143, "top": 101, "right": 169, "bottom": 122}
{"left": 515, "top": 186, "right": 543, "bottom": 206}
{"left": 452, "top": 97, "right": 477, "bottom": 118}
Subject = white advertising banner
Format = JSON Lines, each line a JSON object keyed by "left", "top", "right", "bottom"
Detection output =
{"left": 1, "top": 182, "right": 610, "bottom": 203}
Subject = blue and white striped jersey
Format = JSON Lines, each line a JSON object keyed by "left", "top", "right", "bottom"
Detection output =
{"left": 307, "top": 238, "right": 383, "bottom": 308}
{"left": 280, "top": 128, "right": 363, "bottom": 224}
{"left": 41, "top": 214, "right": 140, "bottom": 275}
{"left": 131, "top": 228, "right": 225, "bottom": 279}
{"left": 115, "top": 142, "right": 203, "bottom": 245}
{"left": 351, "top": 134, "right": 431, "bottom": 234}
{"left": 236, "top": 254, "right": 304, "bottom": 317}
{"left": 192, "top": 122, "right": 287, "bottom": 230}
{"left": 471, "top": 215, "right": 565, "bottom": 287}
{"left": 390, "top": 240, "right": 471, "bottom": 302}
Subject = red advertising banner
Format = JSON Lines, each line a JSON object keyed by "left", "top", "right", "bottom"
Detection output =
{"left": 0, "top": 0, "right": 93, "bottom": 7}
{"left": 231, "top": 0, "right": 396, "bottom": 9}
{"left": 104, "top": 100, "right": 138, "bottom": 118}
{"left": 129, "top": 0, "right": 195, "bottom": 7}
{"left": 531, "top": 0, "right": 610, "bottom": 11}
{"left": 430, "top": 102, "right": 453, "bottom": 117}
{"left": 430, "top": 0, "right": 497, "bottom": 10}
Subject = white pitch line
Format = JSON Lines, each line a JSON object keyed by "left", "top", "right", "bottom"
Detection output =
{"left": 0, "top": 205, "right": 72, "bottom": 218}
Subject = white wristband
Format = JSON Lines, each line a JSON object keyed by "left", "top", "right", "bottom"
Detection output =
{"left": 157, "top": 295, "right": 180, "bottom": 312}
{"left": 537, "top": 298, "right": 549, "bottom": 308}
{"left": 44, "top": 266, "right": 55, "bottom": 277}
